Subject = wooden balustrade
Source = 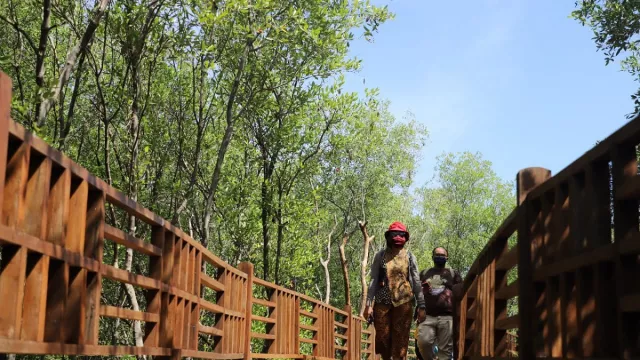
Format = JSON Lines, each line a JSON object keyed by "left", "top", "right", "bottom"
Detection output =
{"left": 458, "top": 113, "right": 640, "bottom": 358}
{"left": 0, "top": 72, "right": 375, "bottom": 359}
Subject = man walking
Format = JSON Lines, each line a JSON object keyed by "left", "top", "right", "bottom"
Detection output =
{"left": 416, "top": 247, "right": 462, "bottom": 360}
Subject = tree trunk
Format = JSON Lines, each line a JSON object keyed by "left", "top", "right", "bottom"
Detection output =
{"left": 37, "top": 0, "right": 110, "bottom": 126}
{"left": 320, "top": 216, "right": 337, "bottom": 304}
{"left": 261, "top": 162, "right": 272, "bottom": 281}
{"left": 358, "top": 220, "right": 374, "bottom": 316}
{"left": 339, "top": 232, "right": 352, "bottom": 306}
{"left": 274, "top": 183, "right": 284, "bottom": 285}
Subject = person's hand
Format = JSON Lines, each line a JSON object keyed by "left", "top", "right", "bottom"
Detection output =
{"left": 416, "top": 307, "right": 426, "bottom": 324}
{"left": 363, "top": 306, "right": 373, "bottom": 320}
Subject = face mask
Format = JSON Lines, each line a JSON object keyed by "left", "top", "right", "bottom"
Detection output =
{"left": 386, "top": 231, "right": 407, "bottom": 247}
{"left": 392, "top": 235, "right": 406, "bottom": 247}
{"left": 433, "top": 255, "right": 447, "bottom": 266}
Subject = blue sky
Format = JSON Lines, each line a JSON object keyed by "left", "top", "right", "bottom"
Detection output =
{"left": 342, "top": 0, "right": 638, "bottom": 188}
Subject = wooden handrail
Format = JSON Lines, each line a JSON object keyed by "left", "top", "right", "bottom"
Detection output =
{"left": 0, "top": 71, "right": 374, "bottom": 359}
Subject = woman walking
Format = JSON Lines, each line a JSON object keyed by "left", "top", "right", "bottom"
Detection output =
{"left": 363, "top": 221, "right": 426, "bottom": 360}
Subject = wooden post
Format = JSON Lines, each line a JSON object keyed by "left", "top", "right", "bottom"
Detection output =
{"left": 516, "top": 167, "right": 551, "bottom": 360}
{"left": 0, "top": 72, "right": 11, "bottom": 220}
{"left": 238, "top": 262, "right": 254, "bottom": 360}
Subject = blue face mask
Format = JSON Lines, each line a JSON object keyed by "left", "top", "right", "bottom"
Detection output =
{"left": 433, "top": 255, "right": 447, "bottom": 266}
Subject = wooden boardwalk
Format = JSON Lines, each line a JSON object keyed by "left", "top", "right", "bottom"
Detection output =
{"left": 1, "top": 67, "right": 640, "bottom": 360}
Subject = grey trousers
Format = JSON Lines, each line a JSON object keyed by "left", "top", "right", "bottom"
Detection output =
{"left": 416, "top": 315, "right": 453, "bottom": 360}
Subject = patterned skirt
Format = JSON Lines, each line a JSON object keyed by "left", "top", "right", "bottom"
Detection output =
{"left": 373, "top": 302, "right": 413, "bottom": 360}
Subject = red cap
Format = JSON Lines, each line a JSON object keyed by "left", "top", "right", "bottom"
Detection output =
{"left": 387, "top": 221, "right": 407, "bottom": 233}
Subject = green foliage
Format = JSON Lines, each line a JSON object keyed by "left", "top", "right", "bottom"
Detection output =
{"left": 571, "top": 0, "right": 640, "bottom": 115}
{"left": 412, "top": 152, "right": 515, "bottom": 274}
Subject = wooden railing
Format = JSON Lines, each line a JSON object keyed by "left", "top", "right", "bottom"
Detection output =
{"left": 458, "top": 115, "right": 640, "bottom": 358}
{"left": 0, "top": 75, "right": 375, "bottom": 358}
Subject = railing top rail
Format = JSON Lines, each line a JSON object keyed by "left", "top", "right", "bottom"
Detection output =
{"left": 6, "top": 116, "right": 354, "bottom": 317}
{"left": 527, "top": 114, "right": 640, "bottom": 201}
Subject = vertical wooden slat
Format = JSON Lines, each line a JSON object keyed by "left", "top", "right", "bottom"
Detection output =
{"left": 84, "top": 190, "right": 104, "bottom": 344}
{"left": 192, "top": 250, "right": 202, "bottom": 350}
{"left": 161, "top": 231, "right": 176, "bottom": 349}
{"left": 19, "top": 154, "right": 51, "bottom": 342}
{"left": 65, "top": 179, "right": 88, "bottom": 344}
{"left": 145, "top": 226, "right": 165, "bottom": 347}
{"left": 2, "top": 141, "right": 29, "bottom": 227}
{"left": 0, "top": 72, "right": 12, "bottom": 220}
{"left": 43, "top": 167, "right": 70, "bottom": 343}
{"left": 238, "top": 262, "right": 253, "bottom": 360}
{"left": 45, "top": 259, "right": 68, "bottom": 342}
{"left": 47, "top": 168, "right": 70, "bottom": 246}
{"left": 0, "top": 138, "right": 29, "bottom": 339}
{"left": 295, "top": 296, "right": 301, "bottom": 355}
{"left": 21, "top": 253, "right": 49, "bottom": 341}
{"left": 560, "top": 273, "right": 579, "bottom": 357}
{"left": 577, "top": 266, "right": 595, "bottom": 357}
{"left": 546, "top": 276, "right": 562, "bottom": 357}
{"left": 458, "top": 293, "right": 468, "bottom": 358}
{"left": 182, "top": 299, "right": 191, "bottom": 349}
{"left": 611, "top": 144, "right": 637, "bottom": 359}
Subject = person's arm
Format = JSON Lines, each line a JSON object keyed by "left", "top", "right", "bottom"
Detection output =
{"left": 409, "top": 253, "right": 425, "bottom": 309}
{"left": 365, "top": 251, "right": 382, "bottom": 307}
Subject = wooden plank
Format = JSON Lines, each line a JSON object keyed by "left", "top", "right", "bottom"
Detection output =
{"left": 44, "top": 259, "right": 68, "bottom": 342}
{"left": 253, "top": 315, "right": 276, "bottom": 324}
{"left": 560, "top": 273, "right": 579, "bottom": 357}
{"left": 611, "top": 143, "right": 638, "bottom": 358}
{"left": 21, "top": 253, "right": 49, "bottom": 342}
{"left": 46, "top": 168, "right": 70, "bottom": 247}
{"left": 2, "top": 133, "right": 29, "bottom": 228}
{"left": 66, "top": 179, "right": 88, "bottom": 253}
{"left": 252, "top": 332, "right": 276, "bottom": 340}
{"left": 85, "top": 271, "right": 101, "bottom": 345}
{"left": 144, "top": 226, "right": 164, "bottom": 348}
{"left": 496, "top": 315, "right": 520, "bottom": 330}
{"left": 300, "top": 338, "right": 319, "bottom": 345}
{"left": 101, "top": 263, "right": 161, "bottom": 289}
{"left": 202, "top": 273, "right": 225, "bottom": 292}
{"left": 496, "top": 245, "right": 518, "bottom": 271}
{"left": 0, "top": 338, "right": 172, "bottom": 356}
{"left": 300, "top": 310, "right": 318, "bottom": 319}
{"left": 253, "top": 298, "right": 276, "bottom": 308}
{"left": 200, "top": 324, "right": 224, "bottom": 337}
{"left": 593, "top": 262, "right": 618, "bottom": 356}
{"left": 576, "top": 267, "right": 596, "bottom": 357}
{"left": 65, "top": 266, "right": 87, "bottom": 343}
{"left": 182, "top": 350, "right": 244, "bottom": 359}
{"left": 546, "top": 276, "right": 562, "bottom": 357}
{"left": 20, "top": 155, "right": 51, "bottom": 237}
{"left": 533, "top": 244, "right": 615, "bottom": 281}
{"left": 495, "top": 280, "right": 518, "bottom": 300}
{"left": 300, "top": 324, "right": 318, "bottom": 332}
{"left": 0, "top": 224, "right": 101, "bottom": 272}
{"left": 160, "top": 293, "right": 176, "bottom": 348}
{"left": 84, "top": 190, "right": 104, "bottom": 345}
{"left": 199, "top": 298, "right": 224, "bottom": 315}
{"left": 251, "top": 354, "right": 304, "bottom": 359}
{"left": 104, "top": 224, "right": 161, "bottom": 256}
{"left": 100, "top": 305, "right": 160, "bottom": 322}
{"left": 0, "top": 72, "right": 12, "bottom": 221}
{"left": 620, "top": 294, "right": 640, "bottom": 312}
{"left": 0, "top": 138, "right": 30, "bottom": 341}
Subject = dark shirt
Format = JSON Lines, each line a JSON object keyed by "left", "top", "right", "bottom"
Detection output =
{"left": 419, "top": 266, "right": 462, "bottom": 316}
